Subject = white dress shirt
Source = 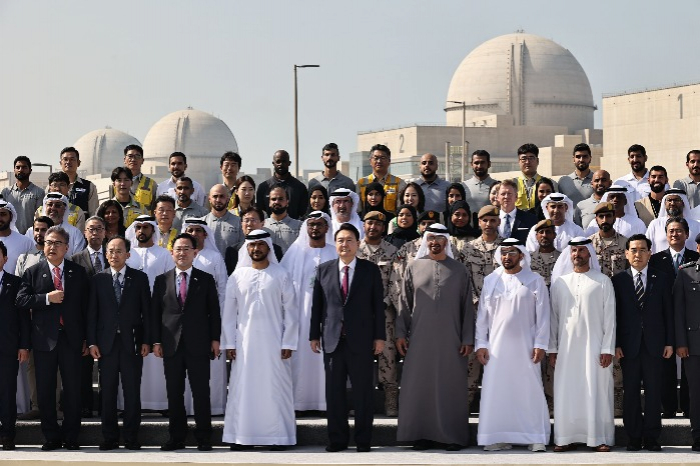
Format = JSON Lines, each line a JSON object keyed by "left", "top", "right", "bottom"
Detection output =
{"left": 338, "top": 258, "right": 356, "bottom": 294}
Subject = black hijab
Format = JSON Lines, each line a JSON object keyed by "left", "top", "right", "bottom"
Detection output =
{"left": 446, "top": 200, "right": 480, "bottom": 238}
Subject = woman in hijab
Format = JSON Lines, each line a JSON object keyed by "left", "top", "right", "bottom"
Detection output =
{"left": 530, "top": 177, "right": 556, "bottom": 220}
{"left": 446, "top": 200, "right": 480, "bottom": 253}
{"left": 385, "top": 204, "right": 420, "bottom": 249}
{"left": 361, "top": 181, "right": 394, "bottom": 223}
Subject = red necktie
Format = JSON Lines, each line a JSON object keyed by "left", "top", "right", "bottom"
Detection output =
{"left": 53, "top": 267, "right": 64, "bottom": 326}
{"left": 342, "top": 266, "right": 349, "bottom": 301}
{"left": 179, "top": 272, "right": 187, "bottom": 308}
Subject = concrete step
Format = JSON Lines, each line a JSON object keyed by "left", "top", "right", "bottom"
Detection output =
{"left": 13, "top": 414, "right": 695, "bottom": 447}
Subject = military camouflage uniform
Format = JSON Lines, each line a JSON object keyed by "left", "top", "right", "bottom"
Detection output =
{"left": 459, "top": 236, "right": 503, "bottom": 409}
{"left": 529, "top": 248, "right": 561, "bottom": 415}
{"left": 590, "top": 230, "right": 629, "bottom": 416}
{"left": 357, "top": 239, "right": 399, "bottom": 415}
{"left": 450, "top": 235, "right": 478, "bottom": 263}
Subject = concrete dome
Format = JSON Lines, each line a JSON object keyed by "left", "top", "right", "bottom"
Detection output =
{"left": 445, "top": 33, "right": 595, "bottom": 131}
{"left": 73, "top": 127, "right": 141, "bottom": 177}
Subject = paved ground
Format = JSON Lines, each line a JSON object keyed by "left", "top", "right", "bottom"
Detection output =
{"left": 2, "top": 445, "right": 700, "bottom": 465}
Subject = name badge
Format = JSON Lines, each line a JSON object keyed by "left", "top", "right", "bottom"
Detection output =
{"left": 75, "top": 188, "right": 86, "bottom": 192}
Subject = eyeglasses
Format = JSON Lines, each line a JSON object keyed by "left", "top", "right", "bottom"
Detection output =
{"left": 173, "top": 247, "right": 192, "bottom": 253}
{"left": 307, "top": 223, "right": 326, "bottom": 229}
{"left": 45, "top": 240, "right": 66, "bottom": 247}
{"left": 86, "top": 227, "right": 104, "bottom": 233}
{"left": 518, "top": 156, "right": 537, "bottom": 162}
{"left": 125, "top": 154, "right": 143, "bottom": 160}
{"left": 371, "top": 156, "right": 389, "bottom": 162}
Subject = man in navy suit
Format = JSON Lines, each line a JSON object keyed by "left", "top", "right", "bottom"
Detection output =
{"left": 87, "top": 236, "right": 151, "bottom": 450}
{"left": 495, "top": 180, "right": 537, "bottom": 243}
{"left": 16, "top": 226, "right": 89, "bottom": 451}
{"left": 612, "top": 234, "right": 674, "bottom": 451}
{"left": 0, "top": 241, "right": 30, "bottom": 450}
{"left": 310, "top": 223, "right": 385, "bottom": 452}
{"left": 649, "top": 217, "right": 699, "bottom": 418}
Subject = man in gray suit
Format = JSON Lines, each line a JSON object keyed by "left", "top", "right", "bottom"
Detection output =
{"left": 310, "top": 223, "right": 385, "bottom": 452}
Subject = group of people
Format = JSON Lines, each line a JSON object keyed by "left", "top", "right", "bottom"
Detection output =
{"left": 0, "top": 140, "right": 699, "bottom": 454}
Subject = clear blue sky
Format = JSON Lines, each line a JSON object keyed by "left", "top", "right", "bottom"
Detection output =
{"left": 1, "top": 0, "right": 698, "bottom": 174}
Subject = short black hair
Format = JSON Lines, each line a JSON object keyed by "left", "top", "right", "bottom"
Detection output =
{"left": 649, "top": 165, "right": 667, "bottom": 177}
{"left": 169, "top": 152, "right": 187, "bottom": 164}
{"left": 0, "top": 241, "right": 6, "bottom": 258}
{"left": 220, "top": 151, "right": 242, "bottom": 167}
{"left": 573, "top": 143, "right": 591, "bottom": 156}
{"left": 154, "top": 194, "right": 176, "bottom": 209}
{"left": 625, "top": 233, "right": 652, "bottom": 250}
{"left": 46, "top": 225, "right": 70, "bottom": 244}
{"left": 13, "top": 156, "right": 31, "bottom": 168}
{"left": 628, "top": 144, "right": 646, "bottom": 157}
{"left": 176, "top": 176, "right": 193, "bottom": 188}
{"left": 335, "top": 223, "right": 360, "bottom": 241}
{"left": 123, "top": 144, "right": 143, "bottom": 156}
{"left": 665, "top": 216, "right": 689, "bottom": 234}
{"left": 322, "top": 143, "right": 339, "bottom": 153}
{"left": 172, "top": 232, "right": 197, "bottom": 249}
{"left": 687, "top": 150, "right": 700, "bottom": 163}
{"left": 111, "top": 166, "right": 134, "bottom": 182}
{"left": 370, "top": 144, "right": 391, "bottom": 158}
{"left": 35, "top": 216, "right": 54, "bottom": 228}
{"left": 517, "top": 143, "right": 539, "bottom": 157}
{"left": 60, "top": 147, "right": 79, "bottom": 159}
{"left": 239, "top": 206, "right": 265, "bottom": 222}
{"left": 471, "top": 149, "right": 490, "bottom": 162}
{"left": 48, "top": 171, "right": 70, "bottom": 185}
{"left": 106, "top": 235, "right": 131, "bottom": 252}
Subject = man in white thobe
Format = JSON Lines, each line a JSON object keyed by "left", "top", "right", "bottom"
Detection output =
{"left": 124, "top": 215, "right": 174, "bottom": 411}
{"left": 222, "top": 230, "right": 298, "bottom": 449}
{"left": 584, "top": 185, "right": 646, "bottom": 237}
{"left": 280, "top": 211, "right": 336, "bottom": 412}
{"left": 646, "top": 189, "right": 700, "bottom": 253}
{"left": 476, "top": 238, "right": 550, "bottom": 452}
{"left": 549, "top": 237, "right": 616, "bottom": 451}
{"left": 182, "top": 217, "right": 228, "bottom": 415}
{"left": 526, "top": 194, "right": 583, "bottom": 253}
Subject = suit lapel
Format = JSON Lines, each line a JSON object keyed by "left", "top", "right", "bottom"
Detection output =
{"left": 331, "top": 260, "right": 343, "bottom": 302}
{"left": 184, "top": 269, "right": 199, "bottom": 308}
{"left": 346, "top": 260, "right": 361, "bottom": 302}
{"left": 645, "top": 272, "right": 656, "bottom": 298}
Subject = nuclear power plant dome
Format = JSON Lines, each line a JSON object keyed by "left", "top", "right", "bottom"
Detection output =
{"left": 445, "top": 33, "right": 595, "bottom": 132}
{"left": 73, "top": 127, "right": 142, "bottom": 177}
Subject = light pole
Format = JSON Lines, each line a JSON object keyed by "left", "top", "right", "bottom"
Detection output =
{"left": 447, "top": 101, "right": 466, "bottom": 180}
{"left": 294, "top": 64, "right": 320, "bottom": 178}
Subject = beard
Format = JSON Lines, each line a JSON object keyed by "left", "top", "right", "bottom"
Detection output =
{"left": 271, "top": 206, "right": 287, "bottom": 215}
{"left": 15, "top": 172, "right": 28, "bottom": 181}
{"left": 667, "top": 207, "right": 682, "bottom": 217}
{"left": 650, "top": 183, "right": 665, "bottom": 194}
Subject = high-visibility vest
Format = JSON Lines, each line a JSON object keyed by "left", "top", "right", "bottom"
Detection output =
{"left": 117, "top": 198, "right": 147, "bottom": 228}
{"left": 515, "top": 175, "right": 542, "bottom": 211}
{"left": 358, "top": 174, "right": 403, "bottom": 214}
{"left": 133, "top": 175, "right": 156, "bottom": 211}
{"left": 158, "top": 227, "right": 178, "bottom": 251}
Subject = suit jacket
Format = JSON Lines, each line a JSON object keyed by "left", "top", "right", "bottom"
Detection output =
{"left": 16, "top": 259, "right": 89, "bottom": 352}
{"left": 71, "top": 248, "right": 103, "bottom": 278}
{"left": 310, "top": 258, "right": 385, "bottom": 354}
{"left": 87, "top": 266, "right": 151, "bottom": 355}
{"left": 674, "top": 261, "right": 700, "bottom": 355}
{"left": 612, "top": 267, "right": 673, "bottom": 359}
{"left": 650, "top": 247, "right": 700, "bottom": 279}
{"left": 510, "top": 209, "right": 537, "bottom": 243}
{"left": 0, "top": 271, "right": 30, "bottom": 356}
{"left": 151, "top": 267, "right": 221, "bottom": 358}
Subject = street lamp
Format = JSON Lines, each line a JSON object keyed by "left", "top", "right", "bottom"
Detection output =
{"left": 447, "top": 101, "right": 467, "bottom": 180}
{"left": 294, "top": 64, "right": 320, "bottom": 178}
{"left": 32, "top": 163, "right": 53, "bottom": 174}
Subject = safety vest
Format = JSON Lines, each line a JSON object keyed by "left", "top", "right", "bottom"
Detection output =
{"left": 358, "top": 174, "right": 403, "bottom": 214}
{"left": 132, "top": 175, "right": 156, "bottom": 212}
{"left": 158, "top": 227, "right": 178, "bottom": 251}
{"left": 116, "top": 198, "right": 147, "bottom": 228}
{"left": 515, "top": 174, "right": 542, "bottom": 211}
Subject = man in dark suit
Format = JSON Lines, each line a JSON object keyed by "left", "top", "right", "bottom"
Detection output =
{"left": 496, "top": 179, "right": 537, "bottom": 243}
{"left": 649, "top": 217, "right": 699, "bottom": 418}
{"left": 16, "top": 226, "right": 89, "bottom": 451}
{"left": 70, "top": 215, "right": 106, "bottom": 418}
{"left": 152, "top": 233, "right": 221, "bottom": 451}
{"left": 0, "top": 241, "right": 30, "bottom": 450}
{"left": 612, "top": 234, "right": 674, "bottom": 451}
{"left": 675, "top": 253, "right": 700, "bottom": 451}
{"left": 310, "top": 223, "right": 385, "bottom": 452}
{"left": 87, "top": 236, "right": 151, "bottom": 450}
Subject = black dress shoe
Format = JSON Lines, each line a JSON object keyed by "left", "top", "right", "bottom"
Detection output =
{"left": 412, "top": 439, "right": 433, "bottom": 451}
{"left": 81, "top": 408, "right": 93, "bottom": 418}
{"left": 662, "top": 411, "right": 676, "bottom": 419}
{"left": 356, "top": 444, "right": 371, "bottom": 452}
{"left": 63, "top": 441, "right": 80, "bottom": 450}
{"left": 3, "top": 441, "right": 15, "bottom": 451}
{"left": 626, "top": 438, "right": 642, "bottom": 451}
{"left": 124, "top": 441, "right": 141, "bottom": 450}
{"left": 325, "top": 443, "right": 347, "bottom": 452}
{"left": 446, "top": 443, "right": 463, "bottom": 451}
{"left": 41, "top": 440, "right": 63, "bottom": 451}
{"left": 229, "top": 443, "right": 252, "bottom": 451}
{"left": 161, "top": 440, "right": 185, "bottom": 451}
{"left": 197, "top": 443, "right": 212, "bottom": 451}
{"left": 99, "top": 440, "right": 119, "bottom": 451}
{"left": 644, "top": 438, "right": 662, "bottom": 451}
{"left": 692, "top": 439, "right": 700, "bottom": 451}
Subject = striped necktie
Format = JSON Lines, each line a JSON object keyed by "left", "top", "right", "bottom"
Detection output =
{"left": 635, "top": 272, "right": 644, "bottom": 308}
